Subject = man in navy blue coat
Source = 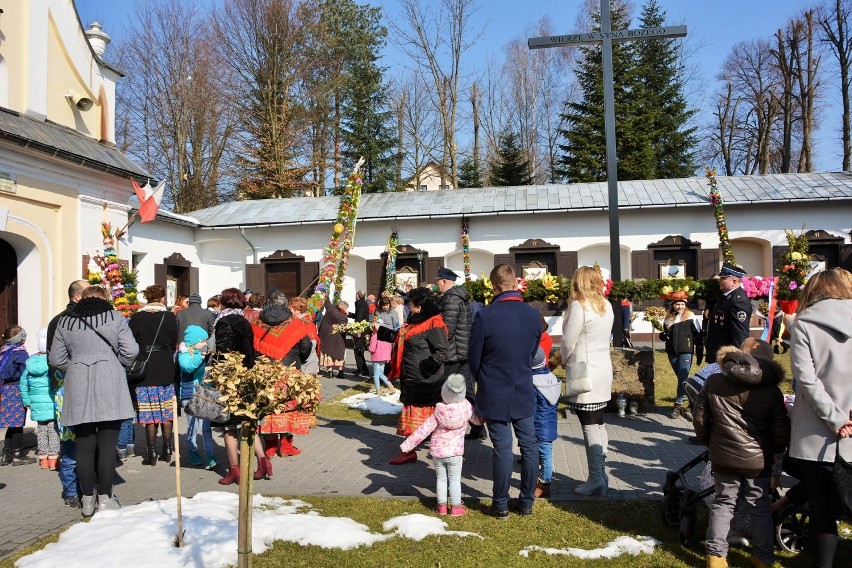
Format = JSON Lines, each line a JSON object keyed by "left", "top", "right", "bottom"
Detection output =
{"left": 469, "top": 264, "right": 542, "bottom": 517}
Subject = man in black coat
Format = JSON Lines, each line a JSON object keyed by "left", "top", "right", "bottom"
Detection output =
{"left": 350, "top": 291, "right": 371, "bottom": 376}
{"left": 469, "top": 264, "right": 542, "bottom": 518}
{"left": 705, "top": 263, "right": 753, "bottom": 362}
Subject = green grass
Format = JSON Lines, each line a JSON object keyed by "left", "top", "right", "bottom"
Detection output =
{"left": 316, "top": 381, "right": 399, "bottom": 423}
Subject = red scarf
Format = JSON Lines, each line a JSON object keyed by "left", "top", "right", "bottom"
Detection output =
{"left": 252, "top": 318, "right": 312, "bottom": 359}
{"left": 388, "top": 314, "right": 447, "bottom": 380}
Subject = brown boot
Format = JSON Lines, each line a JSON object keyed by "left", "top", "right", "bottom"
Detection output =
{"left": 706, "top": 555, "right": 728, "bottom": 568}
{"left": 534, "top": 478, "right": 551, "bottom": 499}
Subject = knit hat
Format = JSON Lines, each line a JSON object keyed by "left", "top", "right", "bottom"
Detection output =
{"left": 532, "top": 347, "right": 547, "bottom": 371}
{"left": 441, "top": 373, "right": 466, "bottom": 404}
{"left": 184, "top": 325, "right": 209, "bottom": 346}
{"left": 37, "top": 328, "right": 48, "bottom": 353}
{"left": 188, "top": 293, "right": 203, "bottom": 304}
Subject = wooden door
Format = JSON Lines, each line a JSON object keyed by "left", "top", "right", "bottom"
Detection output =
{"left": 265, "top": 263, "right": 300, "bottom": 299}
{"left": 0, "top": 239, "right": 17, "bottom": 332}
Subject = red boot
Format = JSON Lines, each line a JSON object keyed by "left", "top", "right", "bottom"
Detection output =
{"left": 264, "top": 435, "right": 279, "bottom": 459}
{"left": 389, "top": 450, "right": 417, "bottom": 465}
{"left": 218, "top": 465, "right": 240, "bottom": 485}
{"left": 279, "top": 434, "right": 302, "bottom": 456}
{"left": 254, "top": 457, "right": 273, "bottom": 480}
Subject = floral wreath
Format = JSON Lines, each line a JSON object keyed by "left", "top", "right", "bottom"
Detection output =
{"left": 87, "top": 221, "right": 140, "bottom": 317}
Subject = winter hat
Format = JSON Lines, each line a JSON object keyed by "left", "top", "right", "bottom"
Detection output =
{"left": 188, "top": 293, "right": 203, "bottom": 305}
{"left": 441, "top": 373, "right": 466, "bottom": 404}
{"left": 184, "top": 325, "right": 209, "bottom": 346}
{"left": 532, "top": 347, "right": 547, "bottom": 371}
{"left": 37, "top": 328, "right": 48, "bottom": 353}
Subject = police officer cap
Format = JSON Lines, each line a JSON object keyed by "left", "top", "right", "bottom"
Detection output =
{"left": 717, "top": 263, "right": 747, "bottom": 279}
{"left": 436, "top": 267, "right": 459, "bottom": 281}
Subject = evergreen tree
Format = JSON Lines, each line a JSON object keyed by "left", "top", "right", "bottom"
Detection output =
{"left": 489, "top": 131, "right": 533, "bottom": 186}
{"left": 338, "top": 2, "right": 397, "bottom": 193}
{"left": 457, "top": 156, "right": 484, "bottom": 188}
{"left": 634, "top": 0, "right": 697, "bottom": 178}
{"left": 556, "top": 1, "right": 653, "bottom": 182}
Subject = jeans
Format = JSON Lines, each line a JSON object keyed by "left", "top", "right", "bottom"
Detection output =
{"left": 117, "top": 418, "right": 135, "bottom": 449}
{"left": 182, "top": 400, "right": 215, "bottom": 455}
{"left": 372, "top": 362, "right": 392, "bottom": 391}
{"left": 669, "top": 354, "right": 693, "bottom": 404}
{"left": 538, "top": 441, "right": 553, "bottom": 483}
{"left": 434, "top": 455, "right": 463, "bottom": 506}
{"left": 706, "top": 474, "right": 773, "bottom": 564}
{"left": 59, "top": 439, "right": 78, "bottom": 499}
{"left": 487, "top": 414, "right": 538, "bottom": 512}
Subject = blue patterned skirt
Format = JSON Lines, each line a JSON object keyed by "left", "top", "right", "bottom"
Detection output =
{"left": 135, "top": 384, "right": 175, "bottom": 424}
{"left": 0, "top": 382, "right": 26, "bottom": 427}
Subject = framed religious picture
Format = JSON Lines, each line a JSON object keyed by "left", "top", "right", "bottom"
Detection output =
{"left": 522, "top": 260, "right": 548, "bottom": 280}
{"left": 660, "top": 262, "right": 686, "bottom": 280}
{"left": 806, "top": 256, "right": 826, "bottom": 281}
{"left": 166, "top": 274, "right": 178, "bottom": 308}
{"left": 395, "top": 266, "right": 418, "bottom": 290}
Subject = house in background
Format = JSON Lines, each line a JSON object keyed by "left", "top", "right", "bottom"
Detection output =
{"left": 404, "top": 161, "right": 454, "bottom": 191}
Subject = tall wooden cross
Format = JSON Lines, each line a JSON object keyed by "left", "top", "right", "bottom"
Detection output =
{"left": 529, "top": 0, "right": 686, "bottom": 281}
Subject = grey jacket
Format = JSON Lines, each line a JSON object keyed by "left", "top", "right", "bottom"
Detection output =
{"left": 49, "top": 307, "right": 139, "bottom": 427}
{"left": 789, "top": 298, "right": 852, "bottom": 463}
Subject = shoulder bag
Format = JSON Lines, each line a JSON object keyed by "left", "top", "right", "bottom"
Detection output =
{"left": 184, "top": 381, "right": 230, "bottom": 423}
{"left": 834, "top": 434, "right": 852, "bottom": 521}
{"left": 126, "top": 313, "right": 166, "bottom": 385}
{"left": 564, "top": 306, "right": 593, "bottom": 397}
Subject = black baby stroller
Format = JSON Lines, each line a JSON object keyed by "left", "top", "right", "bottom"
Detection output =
{"left": 661, "top": 449, "right": 810, "bottom": 554}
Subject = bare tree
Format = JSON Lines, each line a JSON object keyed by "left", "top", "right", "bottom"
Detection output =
{"left": 391, "top": 71, "right": 443, "bottom": 190}
{"left": 116, "top": 0, "right": 237, "bottom": 212}
{"left": 819, "top": 0, "right": 852, "bottom": 170}
{"left": 772, "top": 25, "right": 798, "bottom": 172}
{"left": 794, "top": 10, "right": 822, "bottom": 172}
{"left": 390, "top": 0, "right": 482, "bottom": 188}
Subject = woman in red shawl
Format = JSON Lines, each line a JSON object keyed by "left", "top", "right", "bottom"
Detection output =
{"left": 252, "top": 292, "right": 316, "bottom": 461}
{"left": 375, "top": 287, "right": 449, "bottom": 465}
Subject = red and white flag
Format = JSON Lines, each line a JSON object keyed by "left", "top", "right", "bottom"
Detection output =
{"left": 132, "top": 178, "right": 148, "bottom": 204}
{"left": 138, "top": 181, "right": 165, "bottom": 223}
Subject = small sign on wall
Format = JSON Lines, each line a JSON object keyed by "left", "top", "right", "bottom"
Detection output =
{"left": 0, "top": 171, "right": 16, "bottom": 194}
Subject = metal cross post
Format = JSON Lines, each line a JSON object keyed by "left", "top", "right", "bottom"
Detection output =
{"left": 529, "top": 0, "right": 686, "bottom": 281}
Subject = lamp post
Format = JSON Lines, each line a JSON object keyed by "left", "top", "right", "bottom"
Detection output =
{"left": 416, "top": 251, "right": 424, "bottom": 285}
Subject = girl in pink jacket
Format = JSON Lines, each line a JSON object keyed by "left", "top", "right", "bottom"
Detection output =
{"left": 400, "top": 374, "right": 472, "bottom": 516}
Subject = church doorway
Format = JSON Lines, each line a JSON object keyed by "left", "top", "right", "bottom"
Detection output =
{"left": 0, "top": 237, "right": 18, "bottom": 333}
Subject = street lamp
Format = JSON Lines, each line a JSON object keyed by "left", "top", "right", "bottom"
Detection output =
{"left": 416, "top": 251, "right": 424, "bottom": 284}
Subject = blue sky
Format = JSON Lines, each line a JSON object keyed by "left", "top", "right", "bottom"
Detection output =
{"left": 75, "top": 0, "right": 843, "bottom": 172}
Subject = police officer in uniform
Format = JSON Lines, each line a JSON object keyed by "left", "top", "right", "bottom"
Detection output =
{"left": 705, "top": 263, "right": 752, "bottom": 362}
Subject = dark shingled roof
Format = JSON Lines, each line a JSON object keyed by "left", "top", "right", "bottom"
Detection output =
{"left": 0, "top": 107, "right": 149, "bottom": 180}
{"left": 187, "top": 172, "right": 852, "bottom": 228}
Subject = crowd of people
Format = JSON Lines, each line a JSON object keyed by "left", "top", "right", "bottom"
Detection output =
{"left": 0, "top": 261, "right": 850, "bottom": 568}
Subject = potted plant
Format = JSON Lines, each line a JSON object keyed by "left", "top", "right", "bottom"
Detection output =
{"left": 776, "top": 230, "right": 810, "bottom": 314}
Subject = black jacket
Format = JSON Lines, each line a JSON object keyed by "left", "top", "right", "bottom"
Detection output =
{"left": 214, "top": 314, "right": 256, "bottom": 369}
{"left": 351, "top": 299, "right": 370, "bottom": 323}
{"left": 661, "top": 316, "right": 704, "bottom": 361}
{"left": 693, "top": 347, "right": 790, "bottom": 478}
{"left": 705, "top": 286, "right": 752, "bottom": 361}
{"left": 438, "top": 285, "right": 471, "bottom": 364}
{"left": 128, "top": 309, "right": 179, "bottom": 387}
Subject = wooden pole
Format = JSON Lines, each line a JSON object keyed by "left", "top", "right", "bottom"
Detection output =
{"left": 237, "top": 421, "right": 255, "bottom": 568}
{"left": 173, "top": 396, "right": 184, "bottom": 547}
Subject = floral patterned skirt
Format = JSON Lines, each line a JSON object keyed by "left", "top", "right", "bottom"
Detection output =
{"left": 135, "top": 384, "right": 175, "bottom": 424}
{"left": 258, "top": 411, "right": 316, "bottom": 436}
{"left": 319, "top": 354, "right": 344, "bottom": 369}
{"left": 396, "top": 405, "right": 436, "bottom": 437}
{"left": 0, "top": 382, "right": 26, "bottom": 427}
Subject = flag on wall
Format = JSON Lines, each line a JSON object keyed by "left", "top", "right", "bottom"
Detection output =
{"left": 138, "top": 181, "right": 165, "bottom": 223}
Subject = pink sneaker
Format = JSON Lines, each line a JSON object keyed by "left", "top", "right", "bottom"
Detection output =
{"left": 450, "top": 505, "right": 467, "bottom": 517}
{"left": 435, "top": 504, "right": 448, "bottom": 515}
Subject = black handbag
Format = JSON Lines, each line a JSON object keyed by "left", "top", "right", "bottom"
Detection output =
{"left": 833, "top": 436, "right": 852, "bottom": 521}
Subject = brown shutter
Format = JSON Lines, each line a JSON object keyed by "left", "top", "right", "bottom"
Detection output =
{"left": 245, "top": 264, "right": 264, "bottom": 295}
{"left": 189, "top": 267, "right": 199, "bottom": 293}
{"left": 154, "top": 263, "right": 167, "bottom": 289}
{"left": 366, "top": 259, "right": 384, "bottom": 296}
{"left": 301, "top": 262, "right": 320, "bottom": 296}
{"left": 557, "top": 251, "right": 578, "bottom": 278}
{"left": 425, "top": 257, "right": 443, "bottom": 282}
{"left": 698, "top": 249, "right": 720, "bottom": 279}
{"left": 630, "top": 251, "right": 652, "bottom": 279}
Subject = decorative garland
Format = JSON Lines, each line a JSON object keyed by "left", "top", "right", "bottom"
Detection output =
{"left": 308, "top": 160, "right": 364, "bottom": 314}
{"left": 87, "top": 221, "right": 140, "bottom": 317}
{"left": 461, "top": 219, "right": 471, "bottom": 281}
{"left": 706, "top": 167, "right": 735, "bottom": 265}
{"left": 384, "top": 228, "right": 399, "bottom": 294}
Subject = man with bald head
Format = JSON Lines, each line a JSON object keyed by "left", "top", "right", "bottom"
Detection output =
{"left": 47, "top": 279, "right": 89, "bottom": 351}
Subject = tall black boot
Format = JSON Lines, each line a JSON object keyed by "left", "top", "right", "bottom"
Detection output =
{"left": 0, "top": 448, "right": 12, "bottom": 466}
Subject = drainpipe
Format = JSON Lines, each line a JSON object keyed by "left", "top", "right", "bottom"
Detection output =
{"left": 240, "top": 227, "right": 258, "bottom": 263}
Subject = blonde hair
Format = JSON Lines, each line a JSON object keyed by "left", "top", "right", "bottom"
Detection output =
{"left": 797, "top": 268, "right": 852, "bottom": 313}
{"left": 664, "top": 300, "right": 694, "bottom": 326}
{"left": 392, "top": 295, "right": 404, "bottom": 305}
{"left": 571, "top": 266, "right": 607, "bottom": 316}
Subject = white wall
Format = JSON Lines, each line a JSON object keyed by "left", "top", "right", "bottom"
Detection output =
{"left": 127, "top": 222, "right": 199, "bottom": 292}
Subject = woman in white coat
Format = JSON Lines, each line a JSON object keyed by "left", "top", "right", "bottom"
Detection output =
{"left": 788, "top": 268, "right": 852, "bottom": 568}
{"left": 560, "top": 266, "right": 614, "bottom": 496}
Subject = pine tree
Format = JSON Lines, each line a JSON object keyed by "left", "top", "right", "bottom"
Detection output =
{"left": 457, "top": 156, "right": 484, "bottom": 188}
{"left": 556, "top": 1, "right": 653, "bottom": 182}
{"left": 489, "top": 131, "right": 533, "bottom": 186}
{"left": 634, "top": 0, "right": 696, "bottom": 178}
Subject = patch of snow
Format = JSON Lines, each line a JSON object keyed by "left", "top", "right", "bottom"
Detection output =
{"left": 339, "top": 390, "right": 403, "bottom": 415}
{"left": 518, "top": 536, "right": 661, "bottom": 559}
{"left": 382, "top": 514, "right": 483, "bottom": 541}
{"left": 16, "top": 492, "right": 390, "bottom": 568}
